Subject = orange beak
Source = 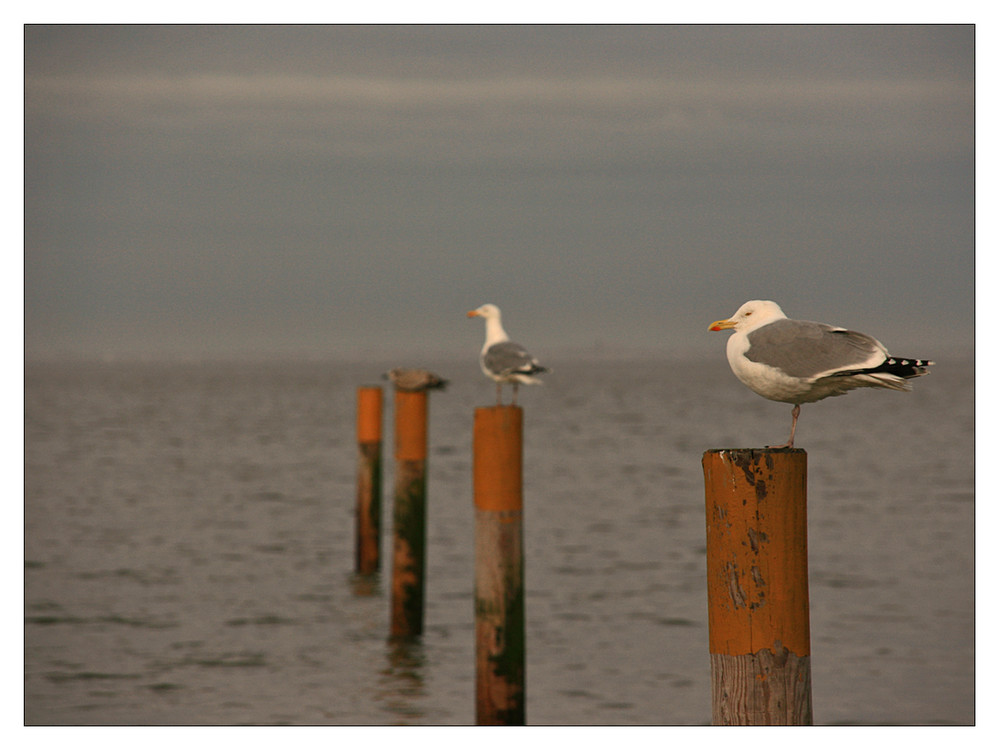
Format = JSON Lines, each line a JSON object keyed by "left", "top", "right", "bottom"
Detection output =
{"left": 467, "top": 310, "right": 481, "bottom": 318}
{"left": 708, "top": 318, "right": 736, "bottom": 332}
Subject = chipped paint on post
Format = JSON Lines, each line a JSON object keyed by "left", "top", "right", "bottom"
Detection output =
{"left": 355, "top": 440, "right": 382, "bottom": 574}
{"left": 390, "top": 462, "right": 426, "bottom": 637}
{"left": 390, "top": 390, "right": 429, "bottom": 638}
{"left": 355, "top": 386, "right": 383, "bottom": 576}
{"left": 702, "top": 448, "right": 812, "bottom": 724}
{"left": 473, "top": 406, "right": 526, "bottom": 725}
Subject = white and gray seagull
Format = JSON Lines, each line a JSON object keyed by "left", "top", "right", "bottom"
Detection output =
{"left": 468, "top": 303, "right": 548, "bottom": 405}
{"left": 709, "top": 300, "right": 933, "bottom": 448}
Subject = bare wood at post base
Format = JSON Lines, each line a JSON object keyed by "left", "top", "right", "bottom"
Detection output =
{"left": 390, "top": 389, "right": 428, "bottom": 638}
{"left": 473, "top": 406, "right": 526, "bottom": 725}
{"left": 702, "top": 447, "right": 813, "bottom": 725}
{"left": 355, "top": 386, "right": 382, "bottom": 575}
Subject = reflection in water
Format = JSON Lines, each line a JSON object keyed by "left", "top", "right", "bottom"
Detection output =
{"left": 350, "top": 572, "right": 382, "bottom": 598}
{"left": 377, "top": 638, "right": 427, "bottom": 723}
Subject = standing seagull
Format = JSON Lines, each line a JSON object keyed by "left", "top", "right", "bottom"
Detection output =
{"left": 468, "top": 303, "right": 548, "bottom": 405}
{"left": 708, "top": 300, "right": 933, "bottom": 448}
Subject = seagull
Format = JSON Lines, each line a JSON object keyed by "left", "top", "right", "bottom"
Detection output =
{"left": 467, "top": 303, "right": 548, "bottom": 405}
{"left": 708, "top": 300, "right": 933, "bottom": 448}
{"left": 383, "top": 368, "right": 449, "bottom": 392}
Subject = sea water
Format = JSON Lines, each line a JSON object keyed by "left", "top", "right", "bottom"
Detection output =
{"left": 24, "top": 355, "right": 974, "bottom": 724}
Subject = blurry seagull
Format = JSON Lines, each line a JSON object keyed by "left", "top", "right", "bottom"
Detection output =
{"left": 383, "top": 368, "right": 449, "bottom": 392}
{"left": 467, "top": 303, "right": 548, "bottom": 405}
{"left": 709, "top": 300, "right": 933, "bottom": 448}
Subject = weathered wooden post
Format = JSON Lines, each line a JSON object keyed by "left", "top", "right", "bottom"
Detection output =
{"left": 355, "top": 386, "right": 383, "bottom": 576}
{"left": 390, "top": 388, "right": 429, "bottom": 638}
{"left": 473, "top": 405, "right": 526, "bottom": 725}
{"left": 702, "top": 448, "right": 812, "bottom": 725}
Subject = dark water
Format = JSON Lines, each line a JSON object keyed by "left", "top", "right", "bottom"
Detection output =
{"left": 24, "top": 355, "right": 974, "bottom": 725}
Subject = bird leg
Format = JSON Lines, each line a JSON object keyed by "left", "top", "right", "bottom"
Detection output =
{"left": 767, "top": 404, "right": 801, "bottom": 449}
{"left": 787, "top": 404, "right": 801, "bottom": 447}
{"left": 512, "top": 382, "right": 519, "bottom": 406}
{"left": 496, "top": 382, "right": 503, "bottom": 405}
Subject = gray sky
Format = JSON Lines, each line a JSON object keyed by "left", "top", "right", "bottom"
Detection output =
{"left": 24, "top": 25, "right": 974, "bottom": 360}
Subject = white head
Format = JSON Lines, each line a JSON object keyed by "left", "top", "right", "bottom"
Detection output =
{"left": 467, "top": 303, "right": 501, "bottom": 321}
{"left": 708, "top": 300, "right": 787, "bottom": 333}
{"left": 468, "top": 303, "right": 510, "bottom": 346}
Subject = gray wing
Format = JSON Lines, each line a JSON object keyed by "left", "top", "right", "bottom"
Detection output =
{"left": 745, "top": 319, "right": 885, "bottom": 379}
{"left": 483, "top": 341, "right": 545, "bottom": 377}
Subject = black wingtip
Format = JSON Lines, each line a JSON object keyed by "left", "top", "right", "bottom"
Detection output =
{"left": 879, "top": 357, "right": 934, "bottom": 378}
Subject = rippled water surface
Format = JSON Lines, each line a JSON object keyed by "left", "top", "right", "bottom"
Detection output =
{"left": 24, "top": 355, "right": 974, "bottom": 724}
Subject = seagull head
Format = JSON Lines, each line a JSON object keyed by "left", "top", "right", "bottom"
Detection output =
{"left": 467, "top": 303, "right": 501, "bottom": 320}
{"left": 709, "top": 300, "right": 786, "bottom": 333}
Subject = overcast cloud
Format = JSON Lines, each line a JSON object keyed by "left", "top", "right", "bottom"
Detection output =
{"left": 24, "top": 25, "right": 974, "bottom": 360}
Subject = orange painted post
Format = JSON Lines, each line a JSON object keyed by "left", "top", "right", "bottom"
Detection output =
{"left": 702, "top": 448, "right": 812, "bottom": 725}
{"left": 390, "top": 388, "right": 429, "bottom": 638}
{"left": 355, "top": 386, "right": 383, "bottom": 576}
{"left": 473, "top": 406, "right": 525, "bottom": 725}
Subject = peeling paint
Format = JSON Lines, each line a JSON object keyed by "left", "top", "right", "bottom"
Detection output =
{"left": 391, "top": 461, "right": 427, "bottom": 637}
{"left": 755, "top": 479, "right": 767, "bottom": 501}
{"left": 726, "top": 560, "right": 748, "bottom": 609}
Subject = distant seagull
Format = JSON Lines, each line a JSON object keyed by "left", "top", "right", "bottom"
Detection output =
{"left": 708, "top": 300, "right": 933, "bottom": 448}
{"left": 467, "top": 303, "right": 548, "bottom": 405}
{"left": 383, "top": 368, "right": 449, "bottom": 392}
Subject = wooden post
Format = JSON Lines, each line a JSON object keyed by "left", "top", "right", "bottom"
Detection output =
{"left": 702, "top": 448, "right": 813, "bottom": 725}
{"left": 473, "top": 406, "right": 526, "bottom": 725}
{"left": 390, "top": 389, "right": 428, "bottom": 638}
{"left": 355, "top": 386, "right": 383, "bottom": 576}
